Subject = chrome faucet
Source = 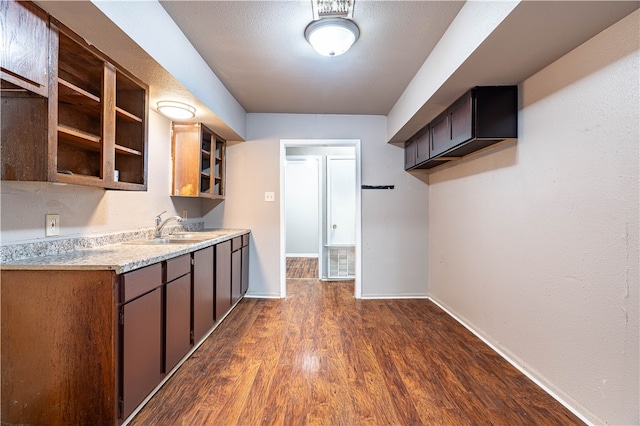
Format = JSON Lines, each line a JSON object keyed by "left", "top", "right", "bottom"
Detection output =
{"left": 155, "top": 211, "right": 183, "bottom": 238}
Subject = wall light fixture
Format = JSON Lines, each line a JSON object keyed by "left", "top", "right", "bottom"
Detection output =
{"left": 156, "top": 101, "right": 196, "bottom": 120}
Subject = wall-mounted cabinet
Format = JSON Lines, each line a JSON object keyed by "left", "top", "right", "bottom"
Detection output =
{"left": 171, "top": 122, "right": 225, "bottom": 199}
{"left": 405, "top": 86, "right": 517, "bottom": 170}
{"left": 0, "top": 0, "right": 49, "bottom": 97}
{"left": 1, "top": 1, "right": 148, "bottom": 190}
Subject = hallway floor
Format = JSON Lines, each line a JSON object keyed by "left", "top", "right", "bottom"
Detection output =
{"left": 129, "top": 258, "right": 583, "bottom": 425}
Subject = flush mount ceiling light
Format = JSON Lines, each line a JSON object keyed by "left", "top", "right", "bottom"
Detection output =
{"left": 156, "top": 101, "right": 196, "bottom": 120}
{"left": 304, "top": 18, "right": 360, "bottom": 57}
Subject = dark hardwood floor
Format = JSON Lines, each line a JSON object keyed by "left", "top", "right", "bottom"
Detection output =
{"left": 286, "top": 257, "right": 318, "bottom": 279}
{"left": 129, "top": 258, "right": 584, "bottom": 425}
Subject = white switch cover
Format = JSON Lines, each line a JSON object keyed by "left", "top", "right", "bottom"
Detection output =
{"left": 46, "top": 214, "right": 60, "bottom": 237}
{"left": 265, "top": 192, "right": 275, "bottom": 202}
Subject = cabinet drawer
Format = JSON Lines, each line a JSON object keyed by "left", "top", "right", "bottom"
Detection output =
{"left": 166, "top": 254, "right": 191, "bottom": 282}
{"left": 242, "top": 233, "right": 249, "bottom": 247}
{"left": 232, "top": 236, "right": 243, "bottom": 251}
{"left": 121, "top": 263, "right": 162, "bottom": 303}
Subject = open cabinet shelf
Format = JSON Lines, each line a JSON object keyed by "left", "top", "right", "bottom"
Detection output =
{"left": 1, "top": 1, "right": 148, "bottom": 191}
{"left": 171, "top": 122, "right": 225, "bottom": 199}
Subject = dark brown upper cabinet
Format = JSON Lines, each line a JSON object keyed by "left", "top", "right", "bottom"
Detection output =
{"left": 405, "top": 86, "right": 517, "bottom": 170}
{"left": 0, "top": 0, "right": 49, "bottom": 97}
{"left": 1, "top": 1, "right": 148, "bottom": 190}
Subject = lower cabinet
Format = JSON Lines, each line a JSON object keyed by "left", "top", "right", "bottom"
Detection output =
{"left": 241, "top": 233, "right": 250, "bottom": 295}
{"left": 120, "top": 263, "right": 163, "bottom": 420}
{"left": 164, "top": 254, "right": 192, "bottom": 372}
{"left": 215, "top": 240, "right": 232, "bottom": 321}
{"left": 0, "top": 232, "right": 250, "bottom": 425}
{"left": 231, "top": 237, "right": 242, "bottom": 305}
{"left": 193, "top": 246, "right": 214, "bottom": 344}
{"left": 122, "top": 287, "right": 162, "bottom": 419}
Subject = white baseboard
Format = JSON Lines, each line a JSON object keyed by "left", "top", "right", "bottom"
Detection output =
{"left": 285, "top": 253, "right": 318, "bottom": 258}
{"left": 428, "top": 296, "right": 596, "bottom": 426}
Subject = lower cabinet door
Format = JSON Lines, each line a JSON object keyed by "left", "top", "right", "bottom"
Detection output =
{"left": 193, "top": 246, "right": 214, "bottom": 344}
{"left": 231, "top": 248, "right": 242, "bottom": 305}
{"left": 215, "top": 240, "right": 232, "bottom": 321}
{"left": 165, "top": 274, "right": 192, "bottom": 372}
{"left": 122, "top": 288, "right": 162, "bottom": 419}
{"left": 241, "top": 244, "right": 249, "bottom": 295}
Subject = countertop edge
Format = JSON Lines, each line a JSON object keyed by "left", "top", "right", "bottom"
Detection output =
{"left": 0, "top": 229, "right": 250, "bottom": 274}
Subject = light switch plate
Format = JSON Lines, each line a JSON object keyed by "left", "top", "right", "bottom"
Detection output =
{"left": 265, "top": 192, "right": 275, "bottom": 202}
{"left": 45, "top": 214, "right": 60, "bottom": 237}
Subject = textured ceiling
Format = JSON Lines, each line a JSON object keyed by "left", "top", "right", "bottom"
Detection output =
{"left": 158, "top": 1, "right": 465, "bottom": 115}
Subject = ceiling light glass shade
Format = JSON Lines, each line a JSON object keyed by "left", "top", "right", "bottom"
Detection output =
{"left": 305, "top": 18, "right": 359, "bottom": 57}
{"left": 156, "top": 101, "right": 196, "bottom": 119}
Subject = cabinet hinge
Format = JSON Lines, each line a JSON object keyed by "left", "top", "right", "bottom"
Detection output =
{"left": 119, "top": 311, "right": 124, "bottom": 326}
{"left": 118, "top": 398, "right": 124, "bottom": 418}
{"left": 191, "top": 258, "right": 195, "bottom": 266}
{"left": 190, "top": 330, "right": 194, "bottom": 345}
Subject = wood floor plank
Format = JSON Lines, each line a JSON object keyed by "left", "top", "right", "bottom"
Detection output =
{"left": 129, "top": 258, "right": 584, "bottom": 426}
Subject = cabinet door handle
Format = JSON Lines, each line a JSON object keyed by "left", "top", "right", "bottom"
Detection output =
{"left": 332, "top": 224, "right": 337, "bottom": 230}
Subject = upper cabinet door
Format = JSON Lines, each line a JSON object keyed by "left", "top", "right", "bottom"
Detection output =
{"left": 0, "top": 0, "right": 48, "bottom": 96}
{"left": 429, "top": 111, "right": 450, "bottom": 158}
{"left": 449, "top": 91, "right": 473, "bottom": 148}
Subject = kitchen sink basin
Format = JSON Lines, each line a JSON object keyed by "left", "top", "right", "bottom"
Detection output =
{"left": 123, "top": 238, "right": 189, "bottom": 245}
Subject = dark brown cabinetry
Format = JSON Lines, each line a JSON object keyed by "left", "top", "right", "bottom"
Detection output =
{"left": 0, "top": 0, "right": 49, "bottom": 96}
{"left": 193, "top": 246, "right": 214, "bottom": 344}
{"left": 164, "top": 254, "right": 192, "bottom": 373}
{"left": 1, "top": 233, "right": 249, "bottom": 425}
{"left": 171, "top": 122, "right": 225, "bottom": 199}
{"left": 231, "top": 236, "right": 242, "bottom": 305}
{"left": 405, "top": 86, "right": 517, "bottom": 170}
{"left": 241, "top": 233, "right": 250, "bottom": 295}
{"left": 1, "top": 1, "right": 148, "bottom": 190}
{"left": 120, "top": 264, "right": 163, "bottom": 420}
{"left": 215, "top": 240, "right": 232, "bottom": 321}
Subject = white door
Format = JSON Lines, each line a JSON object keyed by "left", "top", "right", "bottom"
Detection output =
{"left": 327, "top": 156, "right": 356, "bottom": 246}
{"left": 285, "top": 157, "right": 320, "bottom": 257}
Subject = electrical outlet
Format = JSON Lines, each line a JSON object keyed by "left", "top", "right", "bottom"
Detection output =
{"left": 45, "top": 214, "right": 60, "bottom": 237}
{"left": 265, "top": 192, "right": 275, "bottom": 202}
{"left": 182, "top": 210, "right": 188, "bottom": 220}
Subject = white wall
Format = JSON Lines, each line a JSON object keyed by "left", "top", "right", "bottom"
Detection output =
{"left": 0, "top": 110, "right": 202, "bottom": 244}
{"left": 428, "top": 11, "right": 639, "bottom": 425}
{"left": 206, "top": 114, "right": 430, "bottom": 298}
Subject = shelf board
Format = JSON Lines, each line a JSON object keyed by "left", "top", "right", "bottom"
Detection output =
{"left": 115, "top": 106, "right": 143, "bottom": 123}
{"left": 58, "top": 78, "right": 100, "bottom": 104}
{"left": 115, "top": 144, "right": 142, "bottom": 156}
{"left": 58, "top": 125, "right": 101, "bottom": 151}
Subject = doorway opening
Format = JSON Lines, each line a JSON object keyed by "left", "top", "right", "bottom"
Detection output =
{"left": 280, "top": 139, "right": 362, "bottom": 298}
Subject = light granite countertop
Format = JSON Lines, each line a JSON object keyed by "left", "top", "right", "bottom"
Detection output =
{"left": 0, "top": 229, "right": 250, "bottom": 274}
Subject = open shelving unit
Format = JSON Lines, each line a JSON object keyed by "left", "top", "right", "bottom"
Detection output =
{"left": 0, "top": 4, "right": 148, "bottom": 191}
{"left": 171, "top": 122, "right": 225, "bottom": 199}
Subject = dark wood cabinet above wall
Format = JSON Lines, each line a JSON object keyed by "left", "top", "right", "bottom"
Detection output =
{"left": 405, "top": 86, "right": 518, "bottom": 171}
{"left": 1, "top": 0, "right": 149, "bottom": 190}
